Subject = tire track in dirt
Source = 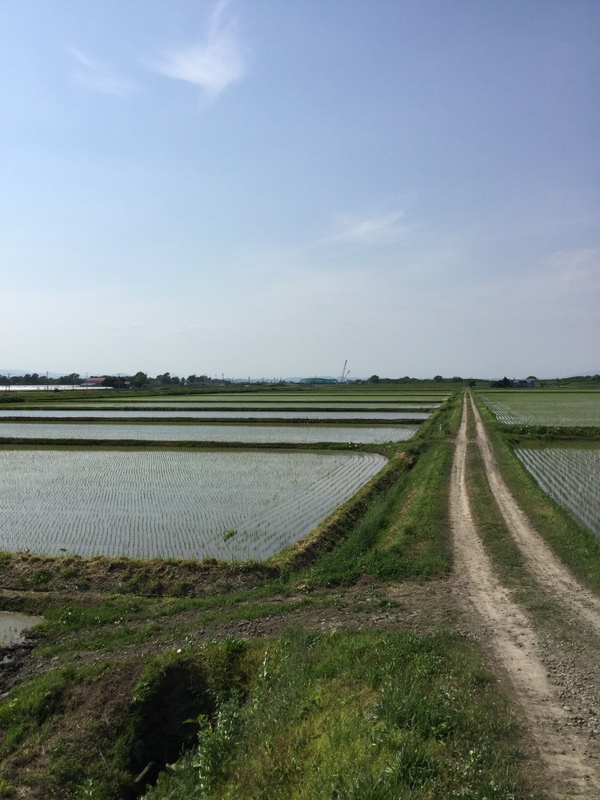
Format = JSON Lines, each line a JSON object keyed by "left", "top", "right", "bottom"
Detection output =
{"left": 470, "top": 392, "right": 600, "bottom": 635}
{"left": 451, "top": 394, "right": 600, "bottom": 797}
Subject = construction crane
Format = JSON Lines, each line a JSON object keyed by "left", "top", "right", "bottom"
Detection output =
{"left": 340, "top": 360, "right": 349, "bottom": 383}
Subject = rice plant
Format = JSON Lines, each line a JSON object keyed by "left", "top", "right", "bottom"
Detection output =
{"left": 0, "top": 449, "right": 387, "bottom": 560}
{"left": 515, "top": 448, "right": 600, "bottom": 536}
{"left": 481, "top": 392, "right": 600, "bottom": 427}
{"left": 0, "top": 422, "right": 420, "bottom": 444}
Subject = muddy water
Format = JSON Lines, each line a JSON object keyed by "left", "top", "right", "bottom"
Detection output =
{"left": 0, "top": 611, "right": 42, "bottom": 646}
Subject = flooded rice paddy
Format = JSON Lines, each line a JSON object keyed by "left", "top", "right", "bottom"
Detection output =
{"left": 55, "top": 392, "right": 446, "bottom": 405}
{"left": 0, "top": 449, "right": 387, "bottom": 560}
{"left": 0, "top": 389, "right": 438, "bottom": 561}
{"left": 39, "top": 402, "right": 441, "bottom": 411}
{"left": 481, "top": 392, "right": 600, "bottom": 427}
{"left": 515, "top": 447, "right": 600, "bottom": 537}
{"left": 0, "top": 409, "right": 429, "bottom": 421}
{"left": 0, "top": 422, "right": 419, "bottom": 444}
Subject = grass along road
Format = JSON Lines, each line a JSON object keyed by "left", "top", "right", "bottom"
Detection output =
{"left": 453, "top": 393, "right": 600, "bottom": 797}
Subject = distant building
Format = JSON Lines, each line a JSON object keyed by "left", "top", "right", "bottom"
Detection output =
{"left": 510, "top": 378, "right": 535, "bottom": 388}
{"left": 81, "top": 376, "right": 106, "bottom": 387}
{"left": 299, "top": 377, "right": 339, "bottom": 385}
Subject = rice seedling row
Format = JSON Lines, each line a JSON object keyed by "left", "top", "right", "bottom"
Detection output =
{"left": 481, "top": 392, "right": 600, "bottom": 427}
{"left": 0, "top": 422, "right": 420, "bottom": 444}
{"left": 0, "top": 449, "right": 386, "bottom": 560}
{"left": 515, "top": 448, "right": 600, "bottom": 536}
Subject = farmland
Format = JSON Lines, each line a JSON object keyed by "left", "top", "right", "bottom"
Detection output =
{"left": 515, "top": 448, "right": 600, "bottom": 536}
{"left": 3, "top": 383, "right": 600, "bottom": 799}
{"left": 0, "top": 421, "right": 420, "bottom": 444}
{"left": 0, "top": 387, "right": 439, "bottom": 563}
{"left": 478, "top": 388, "right": 600, "bottom": 542}
{"left": 480, "top": 390, "right": 600, "bottom": 426}
{"left": 0, "top": 408, "right": 429, "bottom": 420}
{"left": 0, "top": 449, "right": 386, "bottom": 560}
{"left": 11, "top": 401, "right": 440, "bottom": 412}
{"left": 46, "top": 391, "right": 448, "bottom": 405}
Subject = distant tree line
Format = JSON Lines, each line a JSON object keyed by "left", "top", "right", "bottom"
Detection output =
{"left": 5, "top": 371, "right": 596, "bottom": 391}
{"left": 119, "top": 373, "right": 230, "bottom": 388}
{"left": 0, "top": 371, "right": 230, "bottom": 389}
{"left": 535, "top": 374, "right": 600, "bottom": 389}
{"left": 360, "top": 375, "right": 478, "bottom": 386}
{"left": 0, "top": 372, "right": 82, "bottom": 386}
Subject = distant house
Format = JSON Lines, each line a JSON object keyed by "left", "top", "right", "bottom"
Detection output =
{"left": 510, "top": 378, "right": 535, "bottom": 388}
{"left": 81, "top": 376, "right": 106, "bottom": 387}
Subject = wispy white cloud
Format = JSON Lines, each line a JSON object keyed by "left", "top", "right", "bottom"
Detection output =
{"left": 326, "top": 210, "right": 408, "bottom": 246}
{"left": 69, "top": 48, "right": 136, "bottom": 97}
{"left": 548, "top": 245, "right": 600, "bottom": 287}
{"left": 151, "top": 0, "right": 247, "bottom": 101}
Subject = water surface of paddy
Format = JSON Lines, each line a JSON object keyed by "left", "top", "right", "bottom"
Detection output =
{"left": 0, "top": 449, "right": 387, "bottom": 560}
{"left": 0, "top": 409, "right": 429, "bottom": 421}
{"left": 0, "top": 422, "right": 420, "bottom": 444}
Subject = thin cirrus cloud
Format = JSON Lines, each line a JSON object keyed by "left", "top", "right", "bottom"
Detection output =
{"left": 548, "top": 245, "right": 600, "bottom": 287}
{"left": 150, "top": 0, "right": 247, "bottom": 101}
{"left": 327, "top": 210, "right": 408, "bottom": 246}
{"left": 69, "top": 48, "right": 136, "bottom": 96}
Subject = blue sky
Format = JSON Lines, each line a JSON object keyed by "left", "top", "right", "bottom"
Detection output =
{"left": 1, "top": 0, "right": 598, "bottom": 380}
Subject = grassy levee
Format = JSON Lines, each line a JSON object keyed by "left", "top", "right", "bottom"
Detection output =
{"left": 269, "top": 451, "right": 416, "bottom": 572}
{"left": 502, "top": 424, "right": 600, "bottom": 441}
{"left": 302, "top": 441, "right": 454, "bottom": 586}
{"left": 472, "top": 393, "right": 600, "bottom": 594}
{"left": 0, "top": 550, "right": 278, "bottom": 598}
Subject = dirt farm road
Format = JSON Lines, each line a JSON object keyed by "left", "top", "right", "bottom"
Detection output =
{"left": 451, "top": 393, "right": 600, "bottom": 798}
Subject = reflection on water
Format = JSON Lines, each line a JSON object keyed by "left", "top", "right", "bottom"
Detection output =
{"left": 0, "top": 611, "right": 42, "bottom": 646}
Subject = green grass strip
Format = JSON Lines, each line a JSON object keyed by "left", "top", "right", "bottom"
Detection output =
{"left": 304, "top": 440, "right": 453, "bottom": 586}
{"left": 142, "top": 629, "right": 535, "bottom": 800}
